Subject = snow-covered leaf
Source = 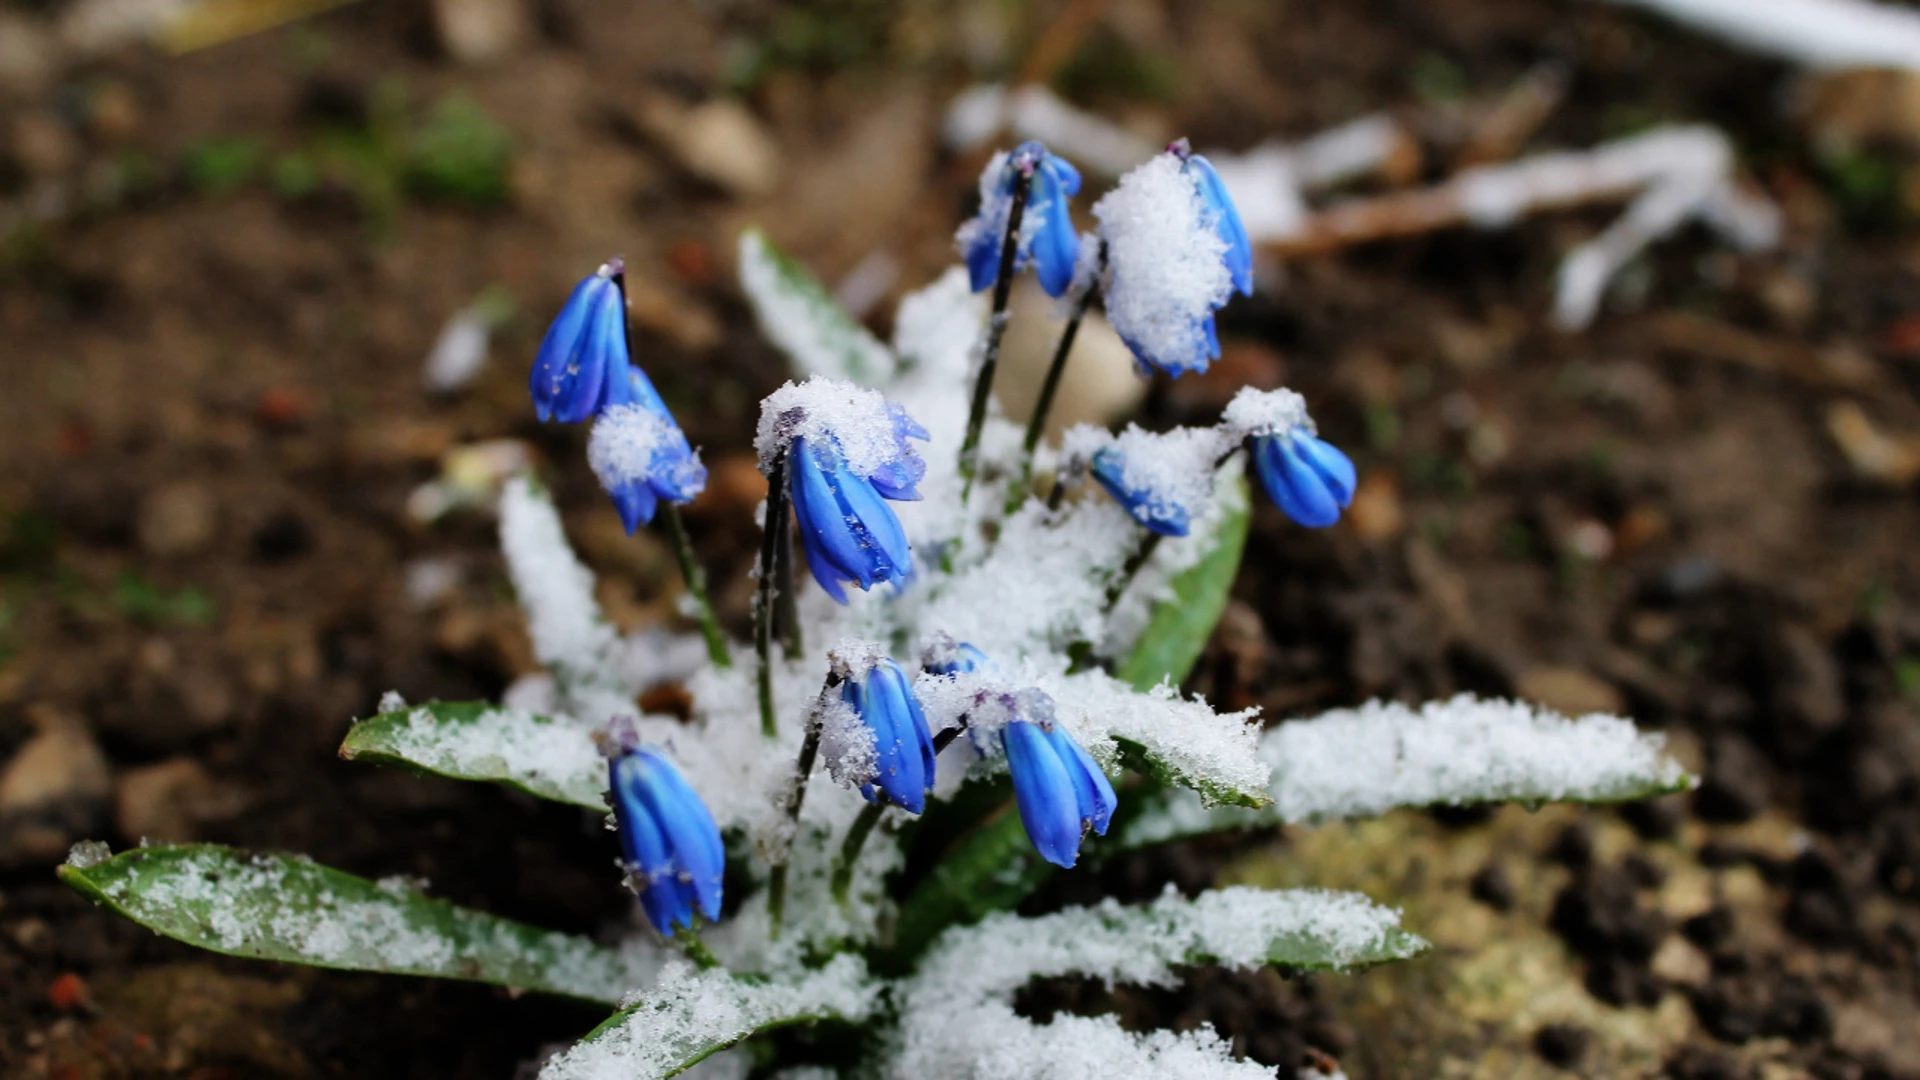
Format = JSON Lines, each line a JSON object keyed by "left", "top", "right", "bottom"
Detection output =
{"left": 340, "top": 700, "right": 605, "bottom": 810}
{"left": 500, "top": 477, "right": 631, "bottom": 720}
{"left": 540, "top": 955, "right": 880, "bottom": 1080}
{"left": 739, "top": 229, "right": 896, "bottom": 384}
{"left": 888, "top": 887, "right": 1424, "bottom": 1080}
{"left": 1112, "top": 482, "right": 1250, "bottom": 692}
{"left": 1112, "top": 694, "right": 1697, "bottom": 846}
{"left": 57, "top": 845, "right": 654, "bottom": 1004}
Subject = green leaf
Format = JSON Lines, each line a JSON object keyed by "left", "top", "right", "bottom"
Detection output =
{"left": 1111, "top": 734, "right": 1267, "bottom": 810}
{"left": 885, "top": 802, "right": 1050, "bottom": 970}
{"left": 738, "top": 229, "right": 896, "bottom": 384}
{"left": 1114, "top": 480, "right": 1250, "bottom": 692}
{"left": 58, "top": 845, "right": 648, "bottom": 1004}
{"left": 540, "top": 955, "right": 878, "bottom": 1079}
{"left": 339, "top": 700, "right": 605, "bottom": 810}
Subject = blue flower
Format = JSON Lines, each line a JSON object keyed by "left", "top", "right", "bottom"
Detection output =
{"left": 1004, "top": 713, "right": 1117, "bottom": 870}
{"left": 789, "top": 436, "right": 916, "bottom": 604}
{"left": 588, "top": 399, "right": 707, "bottom": 533}
{"left": 1090, "top": 445, "right": 1193, "bottom": 538}
{"left": 922, "top": 638, "right": 992, "bottom": 677}
{"left": 531, "top": 260, "right": 631, "bottom": 424}
{"left": 960, "top": 141, "right": 1083, "bottom": 298}
{"left": 1182, "top": 147, "right": 1253, "bottom": 299}
{"left": 1252, "top": 430, "right": 1356, "bottom": 529}
{"left": 842, "top": 658, "right": 936, "bottom": 814}
{"left": 608, "top": 746, "right": 725, "bottom": 934}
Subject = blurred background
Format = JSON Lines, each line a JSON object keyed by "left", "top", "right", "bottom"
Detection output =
{"left": 3, "top": 0, "right": 1920, "bottom": 1076}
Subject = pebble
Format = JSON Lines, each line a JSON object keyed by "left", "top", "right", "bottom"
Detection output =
{"left": 431, "top": 0, "right": 527, "bottom": 64}
{"left": 633, "top": 91, "right": 782, "bottom": 199}
{"left": 115, "top": 758, "right": 243, "bottom": 844}
{"left": 0, "top": 705, "right": 111, "bottom": 867}
{"left": 137, "top": 481, "right": 218, "bottom": 558}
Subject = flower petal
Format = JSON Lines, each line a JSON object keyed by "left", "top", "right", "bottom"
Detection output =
{"left": 1005, "top": 722, "right": 1084, "bottom": 869}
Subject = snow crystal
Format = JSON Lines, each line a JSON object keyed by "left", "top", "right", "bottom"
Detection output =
{"left": 1218, "top": 387, "right": 1311, "bottom": 441}
{"left": 1264, "top": 694, "right": 1694, "bottom": 823}
{"left": 754, "top": 378, "right": 909, "bottom": 480}
{"left": 540, "top": 955, "right": 880, "bottom": 1080}
{"left": 375, "top": 689, "right": 408, "bottom": 715}
{"left": 889, "top": 887, "right": 1411, "bottom": 1080}
{"left": 739, "top": 231, "right": 896, "bottom": 384}
{"left": 587, "top": 404, "right": 696, "bottom": 489}
{"left": 817, "top": 693, "right": 876, "bottom": 791}
{"left": 1094, "top": 153, "right": 1232, "bottom": 375}
{"left": 1098, "top": 424, "right": 1233, "bottom": 529}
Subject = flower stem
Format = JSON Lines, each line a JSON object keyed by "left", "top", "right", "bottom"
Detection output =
{"left": 958, "top": 161, "right": 1037, "bottom": 505}
{"left": 767, "top": 693, "right": 827, "bottom": 938}
{"left": 772, "top": 499, "right": 802, "bottom": 660}
{"left": 608, "top": 263, "right": 732, "bottom": 671}
{"left": 830, "top": 802, "right": 887, "bottom": 906}
{"left": 1103, "top": 531, "right": 1164, "bottom": 611}
{"left": 1005, "top": 272, "right": 1102, "bottom": 514}
{"left": 660, "top": 504, "right": 730, "bottom": 669}
{"left": 673, "top": 924, "right": 721, "bottom": 969}
{"left": 755, "top": 454, "right": 791, "bottom": 739}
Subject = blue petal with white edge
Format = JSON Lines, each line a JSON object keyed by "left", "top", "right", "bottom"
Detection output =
{"left": 1187, "top": 153, "right": 1253, "bottom": 297}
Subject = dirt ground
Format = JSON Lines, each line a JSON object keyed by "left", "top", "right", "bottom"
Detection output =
{"left": 3, "top": 0, "right": 1919, "bottom": 1077}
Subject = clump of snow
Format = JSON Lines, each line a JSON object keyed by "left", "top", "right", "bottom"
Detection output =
{"left": 587, "top": 405, "right": 699, "bottom": 489}
{"left": 375, "top": 689, "right": 409, "bottom": 715}
{"left": 817, "top": 694, "right": 876, "bottom": 791}
{"left": 1055, "top": 423, "right": 1114, "bottom": 476}
{"left": 66, "top": 839, "right": 112, "bottom": 869}
{"left": 542, "top": 955, "right": 879, "bottom": 1080}
{"left": 1094, "top": 153, "right": 1231, "bottom": 374}
{"left": 889, "top": 887, "right": 1415, "bottom": 1080}
{"left": 423, "top": 305, "right": 490, "bottom": 393}
{"left": 1098, "top": 424, "right": 1233, "bottom": 527}
{"left": 1605, "top": 0, "right": 1920, "bottom": 71}
{"left": 499, "top": 478, "right": 626, "bottom": 713}
{"left": 754, "top": 377, "right": 911, "bottom": 480}
{"left": 1264, "top": 694, "right": 1695, "bottom": 823}
{"left": 739, "top": 231, "right": 896, "bottom": 384}
{"left": 1047, "top": 673, "right": 1267, "bottom": 807}
{"left": 1219, "top": 387, "right": 1311, "bottom": 441}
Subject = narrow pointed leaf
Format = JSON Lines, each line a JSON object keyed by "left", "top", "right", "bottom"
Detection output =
{"left": 340, "top": 700, "right": 605, "bottom": 810}
{"left": 539, "top": 955, "right": 879, "bottom": 1080}
{"left": 739, "top": 229, "right": 896, "bottom": 384}
{"left": 1114, "top": 481, "right": 1251, "bottom": 693}
{"left": 58, "top": 845, "right": 652, "bottom": 1004}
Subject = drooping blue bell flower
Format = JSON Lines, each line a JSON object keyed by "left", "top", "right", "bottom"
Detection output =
{"left": 1094, "top": 139, "right": 1254, "bottom": 377}
{"left": 1252, "top": 430, "right": 1356, "bottom": 529}
{"left": 1003, "top": 706, "right": 1117, "bottom": 869}
{"left": 1090, "top": 445, "right": 1193, "bottom": 538}
{"left": 588, "top": 395, "right": 707, "bottom": 533}
{"left": 841, "top": 657, "right": 936, "bottom": 814}
{"left": 608, "top": 744, "right": 725, "bottom": 934}
{"left": 530, "top": 259, "right": 633, "bottom": 424}
{"left": 958, "top": 141, "right": 1083, "bottom": 298}
{"left": 922, "top": 637, "right": 992, "bottom": 677}
{"left": 789, "top": 437, "right": 914, "bottom": 604}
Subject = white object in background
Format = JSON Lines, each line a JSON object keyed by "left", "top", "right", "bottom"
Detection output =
{"left": 1604, "top": 0, "right": 1920, "bottom": 71}
{"left": 422, "top": 305, "right": 491, "bottom": 393}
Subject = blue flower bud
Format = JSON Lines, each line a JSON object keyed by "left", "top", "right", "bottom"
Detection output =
{"left": 790, "top": 436, "right": 915, "bottom": 604}
{"left": 922, "top": 638, "right": 992, "bottom": 677}
{"left": 842, "top": 657, "right": 936, "bottom": 814}
{"left": 608, "top": 746, "right": 725, "bottom": 934}
{"left": 1183, "top": 150, "right": 1253, "bottom": 298}
{"left": 1004, "top": 715, "right": 1117, "bottom": 869}
{"left": 959, "top": 141, "right": 1084, "bottom": 298}
{"left": 1090, "top": 445, "right": 1193, "bottom": 537}
{"left": 531, "top": 261, "right": 631, "bottom": 424}
{"left": 1252, "top": 431, "right": 1356, "bottom": 529}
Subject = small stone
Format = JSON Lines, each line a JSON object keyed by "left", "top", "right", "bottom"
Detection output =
{"left": 431, "top": 0, "right": 527, "bottom": 63}
{"left": 137, "top": 481, "right": 218, "bottom": 558}
{"left": 1469, "top": 862, "right": 1515, "bottom": 911}
{"left": 0, "top": 706, "right": 111, "bottom": 867}
{"left": 1533, "top": 1022, "right": 1590, "bottom": 1068}
{"left": 1650, "top": 936, "right": 1712, "bottom": 989}
{"left": 1345, "top": 471, "right": 1403, "bottom": 543}
{"left": 1514, "top": 666, "right": 1624, "bottom": 717}
{"left": 634, "top": 91, "right": 782, "bottom": 199}
{"left": 115, "top": 758, "right": 243, "bottom": 844}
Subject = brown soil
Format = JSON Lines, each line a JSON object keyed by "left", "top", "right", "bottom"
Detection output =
{"left": 3, "top": 0, "right": 1919, "bottom": 1077}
